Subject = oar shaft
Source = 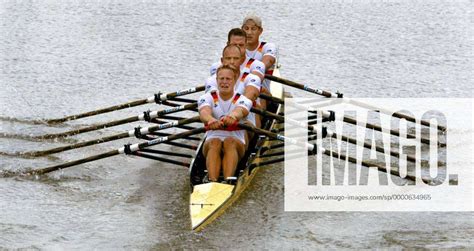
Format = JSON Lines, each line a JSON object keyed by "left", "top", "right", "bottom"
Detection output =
{"left": 22, "top": 116, "right": 201, "bottom": 157}
{"left": 128, "top": 127, "right": 206, "bottom": 151}
{"left": 238, "top": 123, "right": 315, "bottom": 152}
{"left": 259, "top": 94, "right": 440, "bottom": 146}
{"left": 27, "top": 127, "right": 206, "bottom": 175}
{"left": 251, "top": 107, "right": 325, "bottom": 136}
{"left": 159, "top": 86, "right": 204, "bottom": 101}
{"left": 25, "top": 132, "right": 130, "bottom": 157}
{"left": 266, "top": 75, "right": 446, "bottom": 131}
{"left": 45, "top": 100, "right": 148, "bottom": 124}
{"left": 323, "top": 149, "right": 429, "bottom": 183}
{"left": 131, "top": 152, "right": 190, "bottom": 167}
{"left": 331, "top": 132, "right": 417, "bottom": 163}
{"left": 36, "top": 103, "right": 197, "bottom": 139}
{"left": 138, "top": 148, "right": 193, "bottom": 158}
{"left": 242, "top": 123, "right": 430, "bottom": 183}
{"left": 341, "top": 116, "right": 438, "bottom": 146}
{"left": 45, "top": 86, "right": 204, "bottom": 124}
{"left": 265, "top": 75, "right": 337, "bottom": 98}
{"left": 27, "top": 150, "right": 120, "bottom": 175}
{"left": 39, "top": 117, "right": 138, "bottom": 139}
{"left": 256, "top": 106, "right": 418, "bottom": 162}
{"left": 347, "top": 99, "right": 446, "bottom": 131}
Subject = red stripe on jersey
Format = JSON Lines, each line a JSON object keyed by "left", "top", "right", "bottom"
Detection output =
{"left": 210, "top": 91, "right": 219, "bottom": 106}
{"left": 240, "top": 72, "right": 249, "bottom": 82}
{"left": 245, "top": 58, "right": 255, "bottom": 69}
{"left": 257, "top": 42, "right": 266, "bottom": 53}
{"left": 232, "top": 93, "right": 241, "bottom": 104}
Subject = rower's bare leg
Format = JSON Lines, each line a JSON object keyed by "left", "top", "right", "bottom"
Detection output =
{"left": 222, "top": 137, "right": 245, "bottom": 179}
{"left": 203, "top": 138, "right": 223, "bottom": 182}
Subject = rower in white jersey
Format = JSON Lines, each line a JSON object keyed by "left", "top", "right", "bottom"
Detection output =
{"left": 242, "top": 14, "right": 278, "bottom": 92}
{"left": 198, "top": 64, "right": 253, "bottom": 183}
{"left": 205, "top": 44, "right": 261, "bottom": 127}
{"left": 209, "top": 28, "right": 265, "bottom": 86}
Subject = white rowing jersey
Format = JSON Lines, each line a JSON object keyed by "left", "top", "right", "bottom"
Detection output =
{"left": 246, "top": 41, "right": 277, "bottom": 90}
{"left": 204, "top": 73, "right": 260, "bottom": 127}
{"left": 198, "top": 91, "right": 252, "bottom": 144}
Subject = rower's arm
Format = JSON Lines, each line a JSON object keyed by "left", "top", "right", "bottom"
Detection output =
{"left": 250, "top": 60, "right": 266, "bottom": 81}
{"left": 223, "top": 95, "right": 252, "bottom": 126}
{"left": 243, "top": 73, "right": 262, "bottom": 101}
{"left": 261, "top": 42, "right": 277, "bottom": 71}
{"left": 243, "top": 85, "right": 260, "bottom": 101}
{"left": 229, "top": 106, "right": 249, "bottom": 120}
{"left": 261, "top": 55, "right": 275, "bottom": 71}
{"left": 198, "top": 94, "right": 218, "bottom": 125}
{"left": 199, "top": 106, "right": 215, "bottom": 124}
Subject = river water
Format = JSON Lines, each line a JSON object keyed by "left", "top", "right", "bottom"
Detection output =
{"left": 0, "top": 0, "right": 472, "bottom": 249}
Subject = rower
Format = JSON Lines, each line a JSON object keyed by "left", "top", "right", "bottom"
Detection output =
{"left": 241, "top": 14, "right": 278, "bottom": 93}
{"left": 210, "top": 28, "right": 266, "bottom": 85}
{"left": 205, "top": 44, "right": 262, "bottom": 128}
{"left": 198, "top": 64, "right": 252, "bottom": 183}
{"left": 208, "top": 29, "right": 266, "bottom": 128}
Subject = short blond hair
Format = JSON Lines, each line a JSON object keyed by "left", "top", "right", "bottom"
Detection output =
{"left": 216, "top": 64, "right": 239, "bottom": 81}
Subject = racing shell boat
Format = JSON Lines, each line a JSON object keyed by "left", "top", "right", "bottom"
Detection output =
{"left": 188, "top": 67, "right": 284, "bottom": 231}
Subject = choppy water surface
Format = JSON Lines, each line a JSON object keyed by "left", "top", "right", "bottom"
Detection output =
{"left": 1, "top": 1, "right": 472, "bottom": 249}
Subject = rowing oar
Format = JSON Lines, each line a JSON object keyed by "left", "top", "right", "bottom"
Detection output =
{"left": 44, "top": 86, "right": 204, "bottom": 124}
{"left": 5, "top": 103, "right": 198, "bottom": 141}
{"left": 259, "top": 93, "right": 444, "bottom": 147}
{"left": 11, "top": 116, "right": 201, "bottom": 158}
{"left": 265, "top": 75, "right": 447, "bottom": 132}
{"left": 24, "top": 127, "right": 207, "bottom": 176}
{"left": 251, "top": 107, "right": 419, "bottom": 163}
{"left": 238, "top": 123, "right": 433, "bottom": 184}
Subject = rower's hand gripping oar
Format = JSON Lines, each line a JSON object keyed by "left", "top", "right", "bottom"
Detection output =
{"left": 44, "top": 86, "right": 205, "bottom": 124}
{"left": 264, "top": 75, "right": 447, "bottom": 132}
{"left": 24, "top": 126, "right": 207, "bottom": 176}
